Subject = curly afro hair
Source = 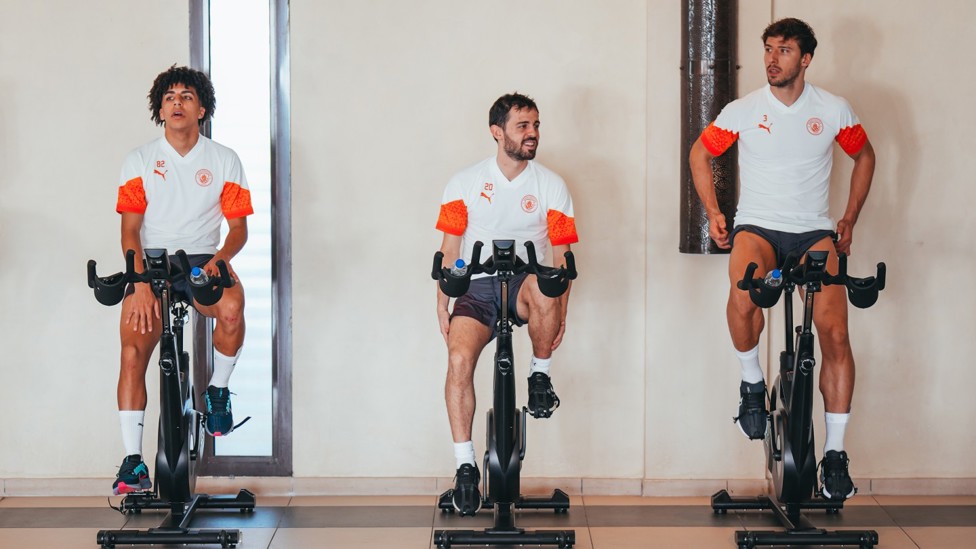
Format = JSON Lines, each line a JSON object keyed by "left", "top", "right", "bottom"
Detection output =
{"left": 147, "top": 65, "right": 216, "bottom": 126}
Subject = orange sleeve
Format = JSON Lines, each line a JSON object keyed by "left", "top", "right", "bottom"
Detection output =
{"left": 116, "top": 177, "right": 147, "bottom": 214}
{"left": 435, "top": 199, "right": 467, "bottom": 235}
{"left": 221, "top": 182, "right": 254, "bottom": 219}
{"left": 835, "top": 124, "right": 867, "bottom": 156}
{"left": 547, "top": 210, "right": 579, "bottom": 246}
{"left": 700, "top": 122, "right": 739, "bottom": 157}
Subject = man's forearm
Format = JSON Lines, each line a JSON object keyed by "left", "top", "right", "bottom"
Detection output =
{"left": 436, "top": 284, "right": 450, "bottom": 312}
{"left": 217, "top": 226, "right": 247, "bottom": 261}
{"left": 843, "top": 142, "right": 876, "bottom": 224}
{"left": 121, "top": 231, "right": 144, "bottom": 273}
{"left": 689, "top": 142, "right": 721, "bottom": 216}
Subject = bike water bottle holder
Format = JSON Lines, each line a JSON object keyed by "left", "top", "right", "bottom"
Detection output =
{"left": 432, "top": 241, "right": 485, "bottom": 298}
{"left": 839, "top": 256, "right": 886, "bottom": 309}
{"left": 88, "top": 265, "right": 128, "bottom": 306}
{"left": 738, "top": 263, "right": 785, "bottom": 308}
{"left": 524, "top": 241, "right": 577, "bottom": 298}
{"left": 174, "top": 251, "right": 234, "bottom": 306}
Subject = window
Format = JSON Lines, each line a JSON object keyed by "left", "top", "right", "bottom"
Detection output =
{"left": 190, "top": 0, "right": 291, "bottom": 475}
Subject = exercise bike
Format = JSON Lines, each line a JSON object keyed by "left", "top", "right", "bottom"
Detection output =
{"left": 431, "top": 240, "right": 577, "bottom": 549}
{"left": 711, "top": 249, "right": 886, "bottom": 549}
{"left": 88, "top": 249, "right": 256, "bottom": 548}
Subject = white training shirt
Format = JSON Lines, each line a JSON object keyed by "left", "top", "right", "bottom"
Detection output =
{"left": 436, "top": 157, "right": 578, "bottom": 278}
{"left": 116, "top": 136, "right": 253, "bottom": 255}
{"left": 701, "top": 83, "right": 868, "bottom": 233}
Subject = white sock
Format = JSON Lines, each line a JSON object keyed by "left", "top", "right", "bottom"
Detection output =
{"left": 454, "top": 441, "right": 476, "bottom": 469}
{"left": 824, "top": 412, "right": 850, "bottom": 453}
{"left": 529, "top": 356, "right": 551, "bottom": 376}
{"left": 119, "top": 410, "right": 145, "bottom": 457}
{"left": 209, "top": 348, "right": 241, "bottom": 388}
{"left": 735, "top": 345, "right": 764, "bottom": 384}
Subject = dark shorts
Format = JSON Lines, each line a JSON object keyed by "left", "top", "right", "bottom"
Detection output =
{"left": 731, "top": 225, "right": 835, "bottom": 267}
{"left": 124, "top": 254, "right": 213, "bottom": 308}
{"left": 451, "top": 273, "right": 529, "bottom": 338}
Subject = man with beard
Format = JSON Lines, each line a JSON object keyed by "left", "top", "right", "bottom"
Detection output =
{"left": 434, "top": 92, "right": 578, "bottom": 515}
{"left": 689, "top": 18, "right": 876, "bottom": 501}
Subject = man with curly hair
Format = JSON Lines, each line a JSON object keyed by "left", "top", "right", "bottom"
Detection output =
{"left": 111, "top": 65, "right": 253, "bottom": 495}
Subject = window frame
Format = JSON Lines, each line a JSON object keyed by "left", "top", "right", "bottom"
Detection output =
{"left": 189, "top": 0, "right": 292, "bottom": 477}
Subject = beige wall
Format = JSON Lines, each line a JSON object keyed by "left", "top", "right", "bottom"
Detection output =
{"left": 2, "top": 0, "right": 973, "bottom": 491}
{"left": 290, "top": 0, "right": 649, "bottom": 479}
{"left": 0, "top": 1, "right": 189, "bottom": 479}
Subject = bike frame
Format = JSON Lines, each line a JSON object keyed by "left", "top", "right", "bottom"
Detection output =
{"left": 712, "top": 251, "right": 882, "bottom": 549}
{"left": 434, "top": 240, "right": 574, "bottom": 549}
{"left": 92, "top": 249, "right": 255, "bottom": 548}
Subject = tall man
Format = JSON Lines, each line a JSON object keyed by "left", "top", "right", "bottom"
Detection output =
{"left": 112, "top": 65, "right": 253, "bottom": 495}
{"left": 435, "top": 93, "right": 578, "bottom": 514}
{"left": 689, "top": 19, "right": 876, "bottom": 500}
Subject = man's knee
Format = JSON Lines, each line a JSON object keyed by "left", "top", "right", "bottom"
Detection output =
{"left": 521, "top": 277, "right": 558, "bottom": 313}
{"left": 817, "top": 321, "right": 851, "bottom": 353}
{"left": 728, "top": 288, "right": 759, "bottom": 318}
{"left": 447, "top": 347, "right": 477, "bottom": 375}
{"left": 120, "top": 343, "right": 152, "bottom": 374}
{"left": 214, "top": 295, "right": 245, "bottom": 328}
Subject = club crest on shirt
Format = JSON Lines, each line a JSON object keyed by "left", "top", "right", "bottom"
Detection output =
{"left": 521, "top": 195, "right": 538, "bottom": 213}
{"left": 196, "top": 169, "right": 214, "bottom": 187}
{"left": 806, "top": 117, "right": 824, "bottom": 135}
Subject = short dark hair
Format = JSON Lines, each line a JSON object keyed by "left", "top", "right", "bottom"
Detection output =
{"left": 762, "top": 18, "right": 817, "bottom": 58}
{"left": 489, "top": 93, "right": 538, "bottom": 129}
{"left": 147, "top": 65, "right": 216, "bottom": 126}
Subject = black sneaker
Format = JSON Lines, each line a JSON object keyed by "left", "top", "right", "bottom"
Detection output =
{"left": 734, "top": 380, "right": 768, "bottom": 440}
{"left": 820, "top": 450, "right": 857, "bottom": 501}
{"left": 205, "top": 385, "right": 234, "bottom": 436}
{"left": 527, "top": 372, "right": 561, "bottom": 418}
{"left": 451, "top": 463, "right": 482, "bottom": 516}
{"left": 112, "top": 454, "right": 151, "bottom": 496}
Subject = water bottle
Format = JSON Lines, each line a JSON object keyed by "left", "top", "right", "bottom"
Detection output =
{"left": 763, "top": 268, "right": 783, "bottom": 287}
{"left": 189, "top": 266, "right": 210, "bottom": 285}
{"left": 449, "top": 258, "right": 467, "bottom": 277}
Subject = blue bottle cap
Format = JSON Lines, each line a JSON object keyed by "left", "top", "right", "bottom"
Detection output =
{"left": 772, "top": 269, "right": 781, "bottom": 278}
{"left": 191, "top": 266, "right": 203, "bottom": 276}
{"left": 454, "top": 258, "right": 465, "bottom": 268}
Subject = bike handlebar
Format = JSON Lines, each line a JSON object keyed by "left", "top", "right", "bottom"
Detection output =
{"left": 432, "top": 240, "right": 578, "bottom": 299}
{"left": 738, "top": 251, "right": 885, "bottom": 310}
{"left": 88, "top": 249, "right": 235, "bottom": 307}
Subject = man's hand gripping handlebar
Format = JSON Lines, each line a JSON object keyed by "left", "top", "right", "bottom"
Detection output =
{"left": 737, "top": 252, "right": 886, "bottom": 310}
{"left": 88, "top": 249, "right": 236, "bottom": 307}
{"left": 431, "top": 240, "right": 578, "bottom": 299}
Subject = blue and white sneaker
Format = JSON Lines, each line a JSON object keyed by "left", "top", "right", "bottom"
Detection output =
{"left": 205, "top": 385, "right": 234, "bottom": 436}
{"left": 113, "top": 454, "right": 151, "bottom": 495}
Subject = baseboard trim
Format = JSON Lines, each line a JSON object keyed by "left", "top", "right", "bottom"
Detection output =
{"left": 2, "top": 477, "right": 974, "bottom": 498}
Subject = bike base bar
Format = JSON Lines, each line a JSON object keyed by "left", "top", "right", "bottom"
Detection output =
{"left": 433, "top": 529, "right": 575, "bottom": 548}
{"left": 121, "top": 489, "right": 256, "bottom": 512}
{"left": 735, "top": 529, "right": 878, "bottom": 548}
{"left": 98, "top": 490, "right": 255, "bottom": 548}
{"left": 437, "top": 489, "right": 571, "bottom": 512}
{"left": 712, "top": 490, "right": 878, "bottom": 548}
{"left": 96, "top": 528, "right": 240, "bottom": 548}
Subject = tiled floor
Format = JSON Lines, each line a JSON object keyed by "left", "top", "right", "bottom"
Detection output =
{"left": 0, "top": 494, "right": 973, "bottom": 548}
